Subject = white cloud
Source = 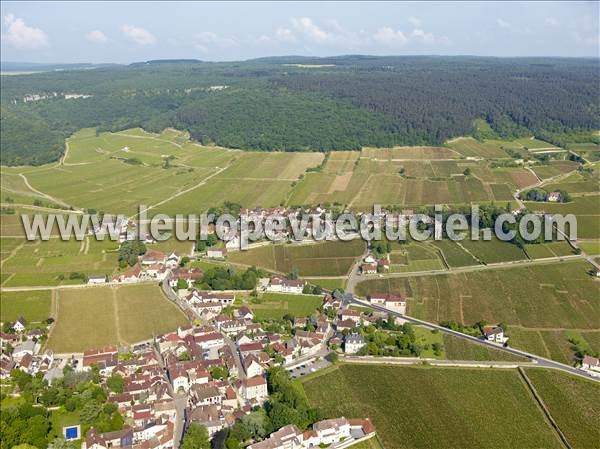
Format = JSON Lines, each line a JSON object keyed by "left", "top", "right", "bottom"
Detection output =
{"left": 2, "top": 14, "right": 48, "bottom": 49}
{"left": 85, "top": 30, "right": 107, "bottom": 44}
{"left": 497, "top": 19, "right": 512, "bottom": 29}
{"left": 412, "top": 28, "right": 435, "bottom": 43}
{"left": 121, "top": 24, "right": 156, "bottom": 45}
{"left": 291, "top": 17, "right": 330, "bottom": 43}
{"left": 545, "top": 17, "right": 560, "bottom": 27}
{"left": 193, "top": 31, "right": 238, "bottom": 53}
{"left": 275, "top": 27, "right": 296, "bottom": 43}
{"left": 408, "top": 16, "right": 422, "bottom": 28}
{"left": 373, "top": 27, "right": 407, "bottom": 45}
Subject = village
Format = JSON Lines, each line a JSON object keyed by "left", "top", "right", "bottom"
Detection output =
{"left": 2, "top": 206, "right": 599, "bottom": 449}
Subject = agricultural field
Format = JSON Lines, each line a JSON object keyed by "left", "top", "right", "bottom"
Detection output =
{"left": 250, "top": 292, "right": 322, "bottom": 321}
{"left": 0, "top": 289, "right": 52, "bottom": 323}
{"left": 356, "top": 259, "right": 600, "bottom": 341}
{"left": 305, "top": 277, "right": 346, "bottom": 291}
{"left": 525, "top": 195, "right": 600, "bottom": 239}
{"left": 542, "top": 170, "right": 599, "bottom": 194}
{"left": 430, "top": 240, "right": 479, "bottom": 267}
{"left": 458, "top": 235, "right": 529, "bottom": 264}
{"left": 524, "top": 368, "right": 600, "bottom": 449}
{"left": 388, "top": 243, "right": 446, "bottom": 272}
{"left": 579, "top": 240, "right": 600, "bottom": 255}
{"left": 530, "top": 161, "right": 580, "bottom": 180}
{"left": 523, "top": 241, "right": 575, "bottom": 259}
{"left": 442, "top": 333, "right": 527, "bottom": 361}
{"left": 1, "top": 236, "right": 118, "bottom": 287}
{"left": 46, "top": 284, "right": 187, "bottom": 353}
{"left": 228, "top": 240, "right": 365, "bottom": 277}
{"left": 301, "top": 364, "right": 563, "bottom": 449}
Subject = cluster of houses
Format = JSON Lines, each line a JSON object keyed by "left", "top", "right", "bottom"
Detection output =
{"left": 248, "top": 417, "right": 376, "bottom": 449}
{"left": 360, "top": 254, "right": 390, "bottom": 275}
{"left": 110, "top": 251, "right": 199, "bottom": 285}
{"left": 0, "top": 316, "right": 53, "bottom": 380}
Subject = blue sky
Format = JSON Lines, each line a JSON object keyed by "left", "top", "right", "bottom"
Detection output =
{"left": 1, "top": 1, "right": 598, "bottom": 63}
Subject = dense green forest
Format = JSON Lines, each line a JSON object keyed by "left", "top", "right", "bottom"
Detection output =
{"left": 1, "top": 56, "right": 598, "bottom": 165}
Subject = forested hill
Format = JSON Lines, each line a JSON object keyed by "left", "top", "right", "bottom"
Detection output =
{"left": 1, "top": 56, "right": 598, "bottom": 165}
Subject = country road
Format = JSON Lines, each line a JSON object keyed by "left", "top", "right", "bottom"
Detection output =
{"left": 347, "top": 296, "right": 600, "bottom": 383}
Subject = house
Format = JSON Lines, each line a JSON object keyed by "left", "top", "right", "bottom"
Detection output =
{"left": 83, "top": 427, "right": 133, "bottom": 449}
{"left": 169, "top": 268, "right": 203, "bottom": 289}
{"left": 12, "top": 340, "right": 36, "bottom": 361}
{"left": 206, "top": 248, "right": 227, "bottom": 259}
{"left": 241, "top": 375, "right": 268, "bottom": 402}
{"left": 368, "top": 293, "right": 406, "bottom": 313}
{"left": 361, "top": 263, "right": 377, "bottom": 275}
{"left": 13, "top": 316, "right": 27, "bottom": 333}
{"left": 141, "top": 251, "right": 166, "bottom": 266}
{"left": 340, "top": 309, "right": 361, "bottom": 324}
{"left": 88, "top": 274, "right": 107, "bottom": 285}
{"left": 547, "top": 191, "right": 562, "bottom": 202}
{"left": 313, "top": 417, "right": 351, "bottom": 445}
{"left": 581, "top": 355, "right": 600, "bottom": 373}
{"left": 247, "top": 425, "right": 303, "bottom": 449}
{"left": 237, "top": 306, "right": 254, "bottom": 321}
{"left": 243, "top": 355, "right": 264, "bottom": 378}
{"left": 165, "top": 252, "right": 181, "bottom": 269}
{"left": 113, "top": 264, "right": 142, "bottom": 283}
{"left": 483, "top": 326, "right": 508, "bottom": 344}
{"left": 336, "top": 319, "right": 358, "bottom": 332}
{"left": 266, "top": 276, "right": 305, "bottom": 294}
{"left": 0, "top": 332, "right": 19, "bottom": 348}
{"left": 344, "top": 334, "right": 365, "bottom": 354}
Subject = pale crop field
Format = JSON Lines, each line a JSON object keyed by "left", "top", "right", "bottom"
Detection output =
{"left": 46, "top": 284, "right": 187, "bottom": 353}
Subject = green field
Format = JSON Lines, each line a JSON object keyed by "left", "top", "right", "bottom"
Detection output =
{"left": 46, "top": 284, "right": 187, "bottom": 352}
{"left": 430, "top": 240, "right": 479, "bottom": 267}
{"left": 301, "top": 364, "right": 563, "bottom": 449}
{"left": 250, "top": 292, "right": 322, "bottom": 321}
{"left": 442, "top": 333, "right": 527, "bottom": 361}
{"left": 458, "top": 235, "right": 528, "bottom": 264}
{"left": 0, "top": 290, "right": 52, "bottom": 322}
{"left": 228, "top": 240, "right": 365, "bottom": 277}
{"left": 524, "top": 241, "right": 575, "bottom": 259}
{"left": 524, "top": 368, "right": 600, "bottom": 449}
{"left": 1, "top": 236, "right": 118, "bottom": 287}
{"left": 525, "top": 195, "right": 600, "bottom": 239}
{"left": 356, "top": 259, "right": 600, "bottom": 333}
{"left": 305, "top": 277, "right": 346, "bottom": 291}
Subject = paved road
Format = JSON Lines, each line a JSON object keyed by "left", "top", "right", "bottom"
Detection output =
{"left": 347, "top": 297, "right": 600, "bottom": 383}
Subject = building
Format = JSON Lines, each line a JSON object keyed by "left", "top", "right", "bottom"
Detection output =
{"left": 361, "top": 263, "right": 377, "bottom": 275}
{"left": 88, "top": 274, "right": 107, "bottom": 285}
{"left": 206, "top": 248, "right": 227, "bottom": 259}
{"left": 13, "top": 316, "right": 27, "bottom": 333}
{"left": 266, "top": 276, "right": 305, "bottom": 294}
{"left": 483, "top": 326, "right": 508, "bottom": 344}
{"left": 547, "top": 191, "right": 562, "bottom": 202}
{"left": 83, "top": 427, "right": 133, "bottom": 449}
{"left": 241, "top": 375, "right": 268, "bottom": 402}
{"left": 581, "top": 355, "right": 600, "bottom": 374}
{"left": 344, "top": 334, "right": 365, "bottom": 354}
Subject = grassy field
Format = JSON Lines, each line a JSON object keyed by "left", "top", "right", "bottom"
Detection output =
{"left": 305, "top": 277, "right": 346, "bottom": 291}
{"left": 442, "top": 333, "right": 527, "bottom": 361}
{"left": 525, "top": 195, "right": 600, "bottom": 239}
{"left": 250, "top": 292, "right": 322, "bottom": 321}
{"left": 46, "top": 284, "right": 187, "bottom": 352}
{"left": 524, "top": 368, "right": 600, "bottom": 449}
{"left": 0, "top": 290, "right": 52, "bottom": 322}
{"left": 1, "top": 236, "right": 118, "bottom": 287}
{"left": 356, "top": 260, "right": 600, "bottom": 330}
{"left": 301, "top": 364, "right": 563, "bottom": 449}
{"left": 524, "top": 241, "right": 575, "bottom": 259}
{"left": 430, "top": 240, "right": 479, "bottom": 267}
{"left": 578, "top": 240, "right": 600, "bottom": 255}
{"left": 228, "top": 240, "right": 365, "bottom": 277}
{"left": 458, "top": 235, "right": 528, "bottom": 264}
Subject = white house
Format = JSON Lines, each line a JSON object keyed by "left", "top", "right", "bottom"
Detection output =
{"left": 241, "top": 376, "right": 268, "bottom": 402}
{"left": 344, "top": 333, "right": 365, "bottom": 354}
{"left": 267, "top": 276, "right": 305, "bottom": 294}
{"left": 313, "top": 417, "right": 351, "bottom": 446}
{"left": 12, "top": 317, "right": 27, "bottom": 333}
{"left": 206, "top": 248, "right": 227, "bottom": 259}
{"left": 88, "top": 275, "right": 107, "bottom": 285}
{"left": 581, "top": 355, "right": 600, "bottom": 375}
{"left": 483, "top": 326, "right": 508, "bottom": 344}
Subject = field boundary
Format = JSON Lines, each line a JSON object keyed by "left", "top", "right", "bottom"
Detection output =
{"left": 518, "top": 367, "right": 572, "bottom": 449}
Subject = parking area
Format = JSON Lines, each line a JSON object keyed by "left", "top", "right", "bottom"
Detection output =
{"left": 289, "top": 357, "right": 331, "bottom": 379}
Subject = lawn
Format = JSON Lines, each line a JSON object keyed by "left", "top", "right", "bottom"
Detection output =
{"left": 228, "top": 240, "right": 365, "bottom": 277}
{"left": 301, "top": 364, "right": 563, "bottom": 449}
{"left": 305, "top": 277, "right": 346, "bottom": 291}
{"left": 0, "top": 290, "right": 52, "bottom": 323}
{"left": 46, "top": 284, "right": 188, "bottom": 353}
{"left": 250, "top": 292, "right": 322, "bottom": 321}
{"left": 524, "top": 368, "right": 600, "bottom": 449}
